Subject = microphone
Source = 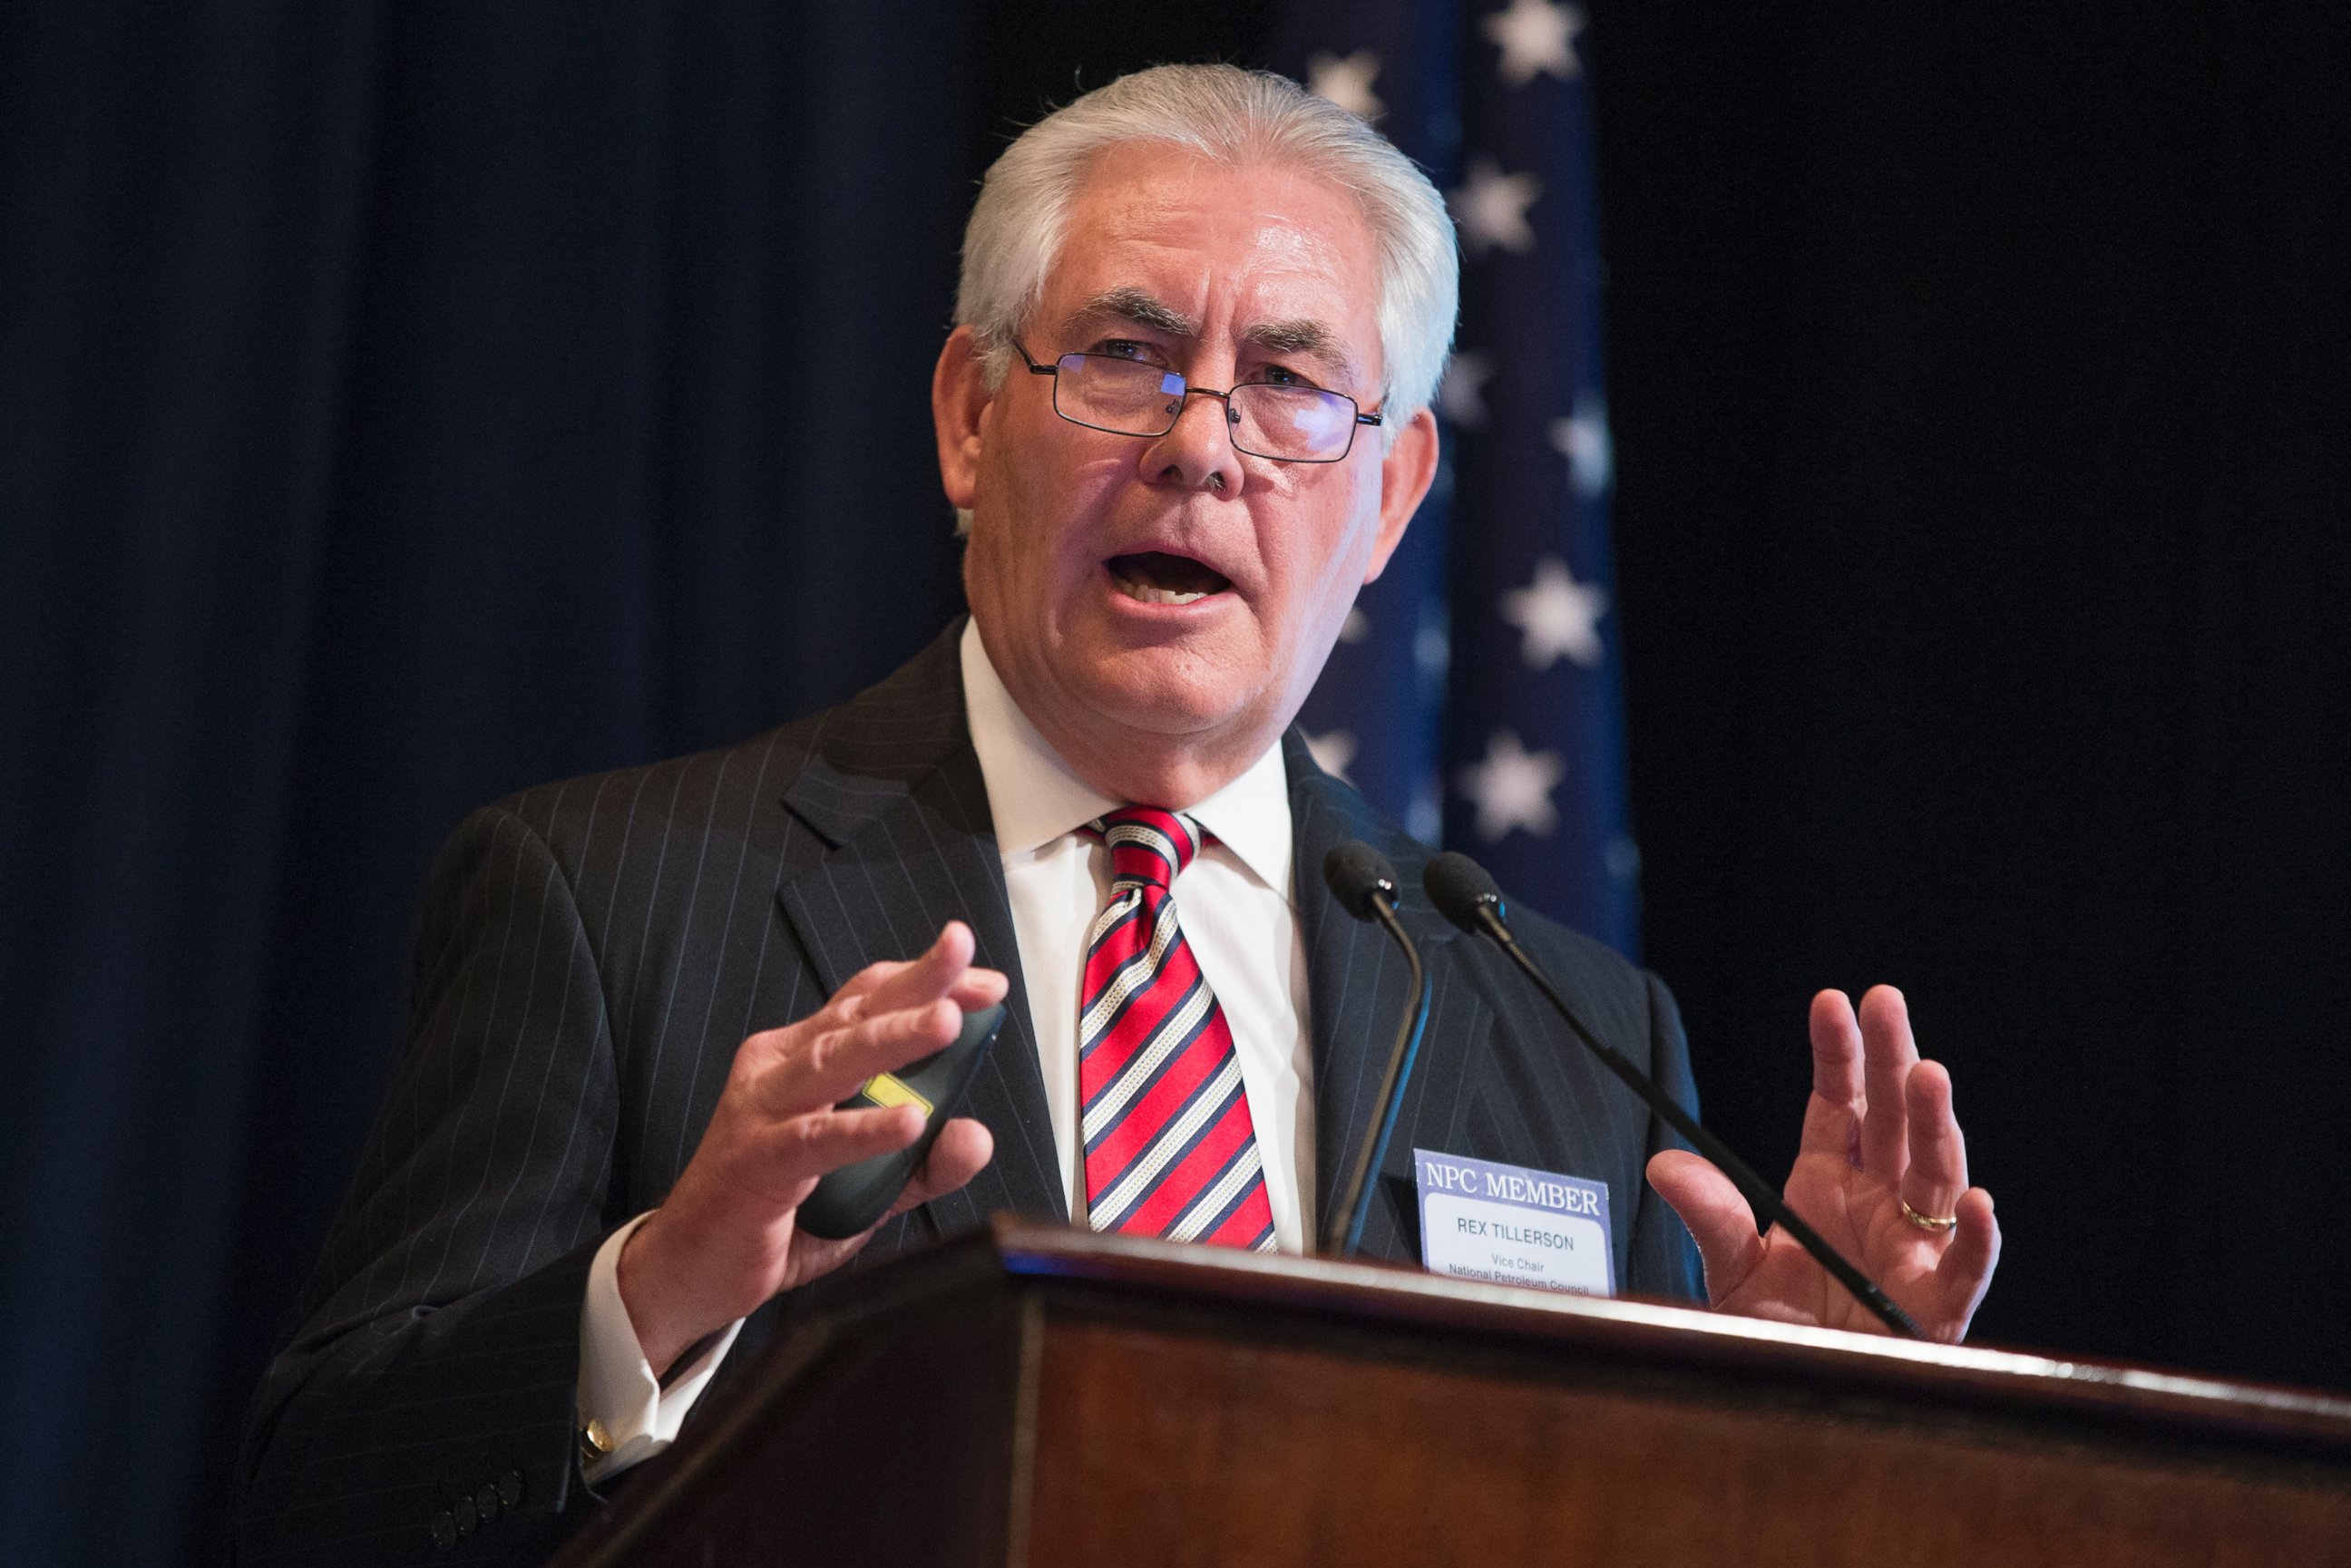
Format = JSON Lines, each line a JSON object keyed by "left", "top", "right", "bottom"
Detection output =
{"left": 1422, "top": 852, "right": 1923, "bottom": 1339}
{"left": 1319, "top": 842, "right": 1434, "bottom": 1259}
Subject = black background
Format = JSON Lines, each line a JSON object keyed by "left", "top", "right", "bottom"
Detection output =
{"left": 4, "top": 3, "right": 2345, "bottom": 1563}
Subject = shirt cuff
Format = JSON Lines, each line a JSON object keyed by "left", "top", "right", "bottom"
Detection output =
{"left": 576, "top": 1212, "right": 744, "bottom": 1485}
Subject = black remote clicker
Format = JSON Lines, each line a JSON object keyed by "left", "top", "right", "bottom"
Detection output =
{"left": 795, "top": 1002, "right": 1005, "bottom": 1241}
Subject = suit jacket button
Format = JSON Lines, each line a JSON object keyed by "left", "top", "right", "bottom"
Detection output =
{"left": 499, "top": 1468, "right": 526, "bottom": 1508}
{"left": 453, "top": 1495, "right": 477, "bottom": 1536}
{"left": 476, "top": 1481, "right": 502, "bottom": 1523}
{"left": 430, "top": 1512, "right": 458, "bottom": 1551}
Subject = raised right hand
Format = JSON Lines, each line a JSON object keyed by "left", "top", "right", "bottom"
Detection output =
{"left": 617, "top": 921, "right": 1004, "bottom": 1373}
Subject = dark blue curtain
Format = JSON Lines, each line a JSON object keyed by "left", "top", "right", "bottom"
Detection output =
{"left": 1595, "top": 0, "right": 2351, "bottom": 1390}
{"left": 6, "top": 3, "right": 2348, "bottom": 1565}
{"left": 1, "top": 5, "right": 979, "bottom": 1563}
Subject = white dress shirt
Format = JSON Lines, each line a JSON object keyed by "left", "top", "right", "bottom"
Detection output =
{"left": 576, "top": 620, "right": 1314, "bottom": 1479}
{"left": 958, "top": 619, "right": 1317, "bottom": 1242}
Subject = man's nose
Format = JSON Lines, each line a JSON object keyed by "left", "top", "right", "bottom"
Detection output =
{"left": 1141, "top": 386, "right": 1245, "bottom": 496}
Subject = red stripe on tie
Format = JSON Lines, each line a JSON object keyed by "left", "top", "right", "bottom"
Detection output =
{"left": 1078, "top": 906, "right": 1190, "bottom": 1046}
{"left": 1199, "top": 1177, "right": 1276, "bottom": 1249}
{"left": 1080, "top": 925, "right": 1200, "bottom": 1056}
{"left": 1083, "top": 1010, "right": 1228, "bottom": 1182}
{"left": 1078, "top": 940, "right": 1205, "bottom": 1099}
{"left": 1111, "top": 1089, "right": 1258, "bottom": 1237}
{"left": 1078, "top": 806, "right": 1273, "bottom": 1252}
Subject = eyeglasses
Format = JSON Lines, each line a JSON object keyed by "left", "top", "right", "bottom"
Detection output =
{"left": 1013, "top": 339, "right": 1382, "bottom": 463}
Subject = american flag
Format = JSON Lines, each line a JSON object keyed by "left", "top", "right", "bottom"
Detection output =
{"left": 1277, "top": 0, "right": 1641, "bottom": 955}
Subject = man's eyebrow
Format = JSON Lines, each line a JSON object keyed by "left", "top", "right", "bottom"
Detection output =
{"left": 1061, "top": 287, "right": 1199, "bottom": 339}
{"left": 1244, "top": 317, "right": 1355, "bottom": 379}
{"left": 1059, "top": 290, "right": 1359, "bottom": 382}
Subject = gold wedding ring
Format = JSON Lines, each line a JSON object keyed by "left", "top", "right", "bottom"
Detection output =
{"left": 1900, "top": 1196, "right": 1959, "bottom": 1233}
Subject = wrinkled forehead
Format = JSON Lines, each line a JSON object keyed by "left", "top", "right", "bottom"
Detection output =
{"left": 1039, "top": 144, "right": 1386, "bottom": 372}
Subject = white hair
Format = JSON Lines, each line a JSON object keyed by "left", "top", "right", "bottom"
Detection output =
{"left": 955, "top": 63, "right": 1459, "bottom": 429}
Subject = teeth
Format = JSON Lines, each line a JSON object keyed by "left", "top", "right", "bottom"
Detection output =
{"left": 1112, "top": 575, "right": 1208, "bottom": 606}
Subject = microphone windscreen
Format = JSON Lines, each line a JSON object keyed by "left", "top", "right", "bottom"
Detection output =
{"left": 1322, "top": 841, "right": 1400, "bottom": 920}
{"left": 1423, "top": 852, "right": 1505, "bottom": 931}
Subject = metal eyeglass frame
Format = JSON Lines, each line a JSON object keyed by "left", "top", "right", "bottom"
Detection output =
{"left": 1011, "top": 338, "right": 1382, "bottom": 463}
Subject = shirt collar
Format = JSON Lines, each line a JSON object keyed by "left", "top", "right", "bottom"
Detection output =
{"left": 960, "top": 619, "right": 1294, "bottom": 899}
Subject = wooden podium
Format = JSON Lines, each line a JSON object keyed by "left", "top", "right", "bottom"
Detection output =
{"left": 550, "top": 1218, "right": 2351, "bottom": 1567}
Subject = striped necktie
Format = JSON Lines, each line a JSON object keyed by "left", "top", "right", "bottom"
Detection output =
{"left": 1078, "top": 806, "right": 1276, "bottom": 1251}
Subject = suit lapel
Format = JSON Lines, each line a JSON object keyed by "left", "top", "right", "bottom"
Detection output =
{"left": 772, "top": 626, "right": 1067, "bottom": 1231}
{"left": 1288, "top": 734, "right": 1495, "bottom": 1263}
{"left": 767, "top": 661, "right": 1498, "bottom": 1255}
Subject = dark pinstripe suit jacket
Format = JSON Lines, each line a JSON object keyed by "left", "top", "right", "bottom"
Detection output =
{"left": 235, "top": 620, "right": 1702, "bottom": 1566}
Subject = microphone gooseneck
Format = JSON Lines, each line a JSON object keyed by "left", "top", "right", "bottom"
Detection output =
{"left": 1320, "top": 842, "right": 1433, "bottom": 1259}
{"left": 1423, "top": 852, "right": 1924, "bottom": 1339}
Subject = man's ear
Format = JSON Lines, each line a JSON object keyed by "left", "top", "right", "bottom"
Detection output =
{"left": 932, "top": 326, "right": 993, "bottom": 510}
{"left": 1363, "top": 405, "right": 1440, "bottom": 583}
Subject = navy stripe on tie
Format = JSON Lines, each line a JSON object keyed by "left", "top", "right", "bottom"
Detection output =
{"left": 1081, "top": 975, "right": 1216, "bottom": 1154}
{"left": 1088, "top": 1064, "right": 1247, "bottom": 1231}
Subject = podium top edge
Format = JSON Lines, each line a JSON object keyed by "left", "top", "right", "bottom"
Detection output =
{"left": 981, "top": 1215, "right": 2351, "bottom": 1448}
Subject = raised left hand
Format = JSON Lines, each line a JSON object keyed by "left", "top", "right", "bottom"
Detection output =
{"left": 1646, "top": 985, "right": 2001, "bottom": 1342}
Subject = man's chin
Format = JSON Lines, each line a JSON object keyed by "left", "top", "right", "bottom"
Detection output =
{"left": 1081, "top": 685, "right": 1249, "bottom": 744}
{"left": 1066, "top": 647, "right": 1266, "bottom": 744}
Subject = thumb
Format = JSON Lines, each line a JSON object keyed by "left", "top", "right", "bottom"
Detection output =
{"left": 1646, "top": 1149, "right": 1767, "bottom": 1305}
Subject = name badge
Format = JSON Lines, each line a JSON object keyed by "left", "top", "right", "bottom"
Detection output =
{"left": 1413, "top": 1148, "right": 1614, "bottom": 1297}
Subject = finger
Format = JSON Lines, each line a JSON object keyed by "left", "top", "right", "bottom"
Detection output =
{"left": 737, "top": 976, "right": 887, "bottom": 1067}
{"left": 802, "top": 925, "right": 968, "bottom": 1037}
{"left": 1646, "top": 1150, "right": 1768, "bottom": 1305}
{"left": 1857, "top": 985, "right": 1920, "bottom": 1183}
{"left": 1929, "top": 1186, "right": 2000, "bottom": 1340}
{"left": 778, "top": 996, "right": 966, "bottom": 1114}
{"left": 945, "top": 964, "right": 1010, "bottom": 1012}
{"left": 747, "top": 928, "right": 1004, "bottom": 1095}
{"left": 1898, "top": 1059, "right": 1968, "bottom": 1222}
{"left": 762, "top": 1102, "right": 928, "bottom": 1186}
{"left": 853, "top": 920, "right": 990, "bottom": 1018}
{"left": 887, "top": 1117, "right": 995, "bottom": 1215}
{"left": 832, "top": 958, "right": 914, "bottom": 1003}
{"left": 1802, "top": 990, "right": 1866, "bottom": 1162}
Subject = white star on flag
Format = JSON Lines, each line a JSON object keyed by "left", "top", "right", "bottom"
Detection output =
{"left": 1303, "top": 728, "right": 1358, "bottom": 784}
{"left": 1501, "top": 555, "right": 1608, "bottom": 669}
{"left": 1339, "top": 606, "right": 1371, "bottom": 643}
{"left": 1481, "top": 0, "right": 1585, "bottom": 86}
{"left": 1547, "top": 391, "right": 1613, "bottom": 498}
{"left": 1437, "top": 351, "right": 1494, "bottom": 428}
{"left": 1457, "top": 728, "right": 1566, "bottom": 841}
{"left": 1450, "top": 157, "right": 1541, "bottom": 256}
{"left": 1307, "top": 50, "right": 1383, "bottom": 120}
{"left": 1605, "top": 833, "right": 1642, "bottom": 883}
{"left": 1407, "top": 778, "right": 1444, "bottom": 847}
{"left": 1415, "top": 615, "right": 1451, "bottom": 678}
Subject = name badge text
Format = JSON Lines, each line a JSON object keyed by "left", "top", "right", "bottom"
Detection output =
{"left": 1413, "top": 1148, "right": 1614, "bottom": 1297}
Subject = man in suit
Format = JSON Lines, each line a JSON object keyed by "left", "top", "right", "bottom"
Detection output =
{"left": 238, "top": 64, "right": 1998, "bottom": 1566}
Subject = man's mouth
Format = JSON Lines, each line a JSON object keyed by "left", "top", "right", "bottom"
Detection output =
{"left": 1106, "top": 550, "right": 1234, "bottom": 606}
